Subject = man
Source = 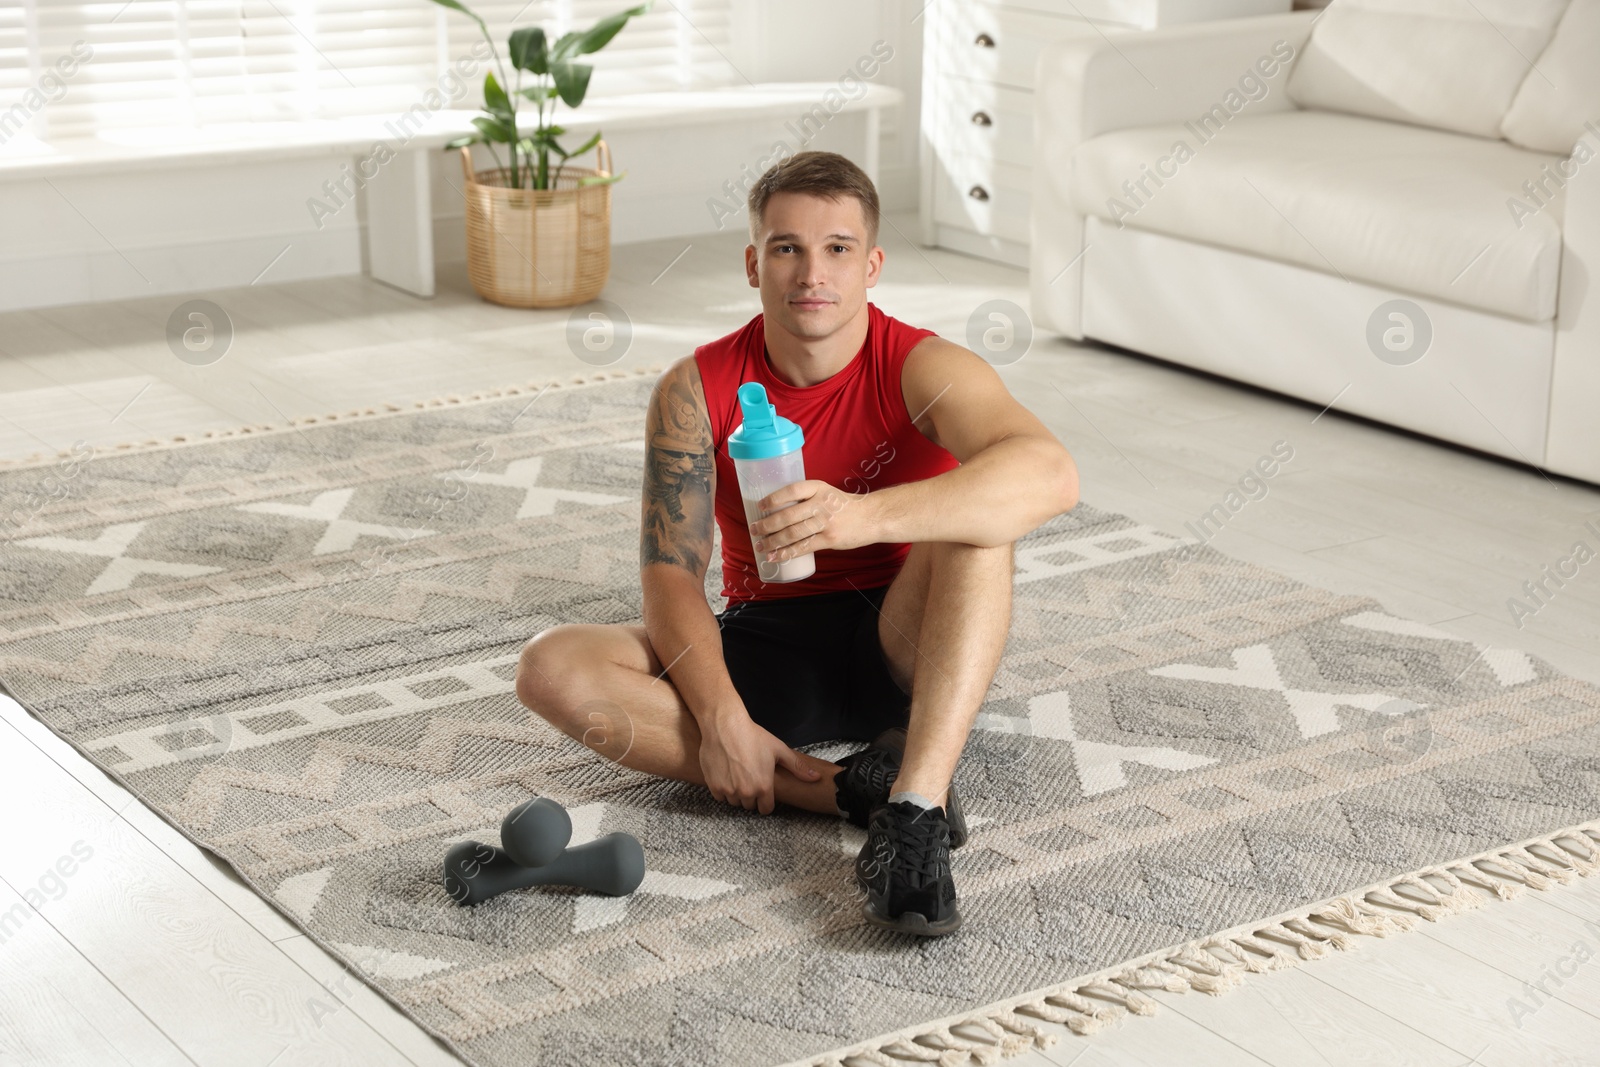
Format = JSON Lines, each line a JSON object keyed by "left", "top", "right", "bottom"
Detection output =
{"left": 516, "top": 150, "right": 1078, "bottom": 936}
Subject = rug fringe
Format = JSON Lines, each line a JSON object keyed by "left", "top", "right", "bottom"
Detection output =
{"left": 787, "top": 820, "right": 1600, "bottom": 1067}
{"left": 0, "top": 364, "right": 668, "bottom": 470}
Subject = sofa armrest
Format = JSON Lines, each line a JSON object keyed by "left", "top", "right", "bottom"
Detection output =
{"left": 1030, "top": 12, "right": 1318, "bottom": 339}
{"left": 1547, "top": 140, "right": 1600, "bottom": 483}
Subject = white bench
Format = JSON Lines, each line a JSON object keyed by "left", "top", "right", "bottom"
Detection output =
{"left": 0, "top": 83, "right": 903, "bottom": 300}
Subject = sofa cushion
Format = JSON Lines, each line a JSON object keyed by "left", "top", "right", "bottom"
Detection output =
{"left": 1501, "top": 0, "right": 1600, "bottom": 154}
{"left": 1069, "top": 110, "right": 1564, "bottom": 322}
{"left": 1286, "top": 0, "right": 1571, "bottom": 140}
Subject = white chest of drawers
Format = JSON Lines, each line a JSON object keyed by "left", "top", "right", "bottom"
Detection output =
{"left": 917, "top": 0, "right": 1294, "bottom": 267}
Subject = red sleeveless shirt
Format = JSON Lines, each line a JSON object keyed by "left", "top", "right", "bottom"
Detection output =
{"left": 693, "top": 301, "right": 959, "bottom": 605}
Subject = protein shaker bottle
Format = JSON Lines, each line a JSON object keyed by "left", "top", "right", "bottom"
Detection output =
{"left": 728, "top": 381, "right": 816, "bottom": 584}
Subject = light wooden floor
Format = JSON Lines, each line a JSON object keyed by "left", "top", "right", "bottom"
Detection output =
{"left": 2, "top": 211, "right": 1599, "bottom": 1066}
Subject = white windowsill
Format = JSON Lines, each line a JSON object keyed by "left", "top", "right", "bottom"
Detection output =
{"left": 0, "top": 83, "right": 903, "bottom": 182}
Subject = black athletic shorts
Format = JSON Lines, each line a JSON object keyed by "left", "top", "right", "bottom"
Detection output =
{"left": 715, "top": 583, "right": 912, "bottom": 749}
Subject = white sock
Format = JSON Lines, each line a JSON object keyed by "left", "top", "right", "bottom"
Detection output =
{"left": 888, "top": 790, "right": 937, "bottom": 811}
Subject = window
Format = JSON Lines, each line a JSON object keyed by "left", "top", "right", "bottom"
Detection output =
{"left": 1, "top": 0, "right": 738, "bottom": 143}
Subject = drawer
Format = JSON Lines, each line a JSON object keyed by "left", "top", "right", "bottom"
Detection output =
{"left": 929, "top": 1, "right": 1128, "bottom": 90}
{"left": 930, "top": 76, "right": 1035, "bottom": 169}
{"left": 932, "top": 153, "right": 1032, "bottom": 245}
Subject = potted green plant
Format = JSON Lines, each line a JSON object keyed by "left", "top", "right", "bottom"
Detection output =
{"left": 427, "top": 0, "right": 651, "bottom": 307}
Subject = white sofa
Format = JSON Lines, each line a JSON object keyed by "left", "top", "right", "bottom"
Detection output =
{"left": 1030, "top": 2, "right": 1600, "bottom": 485}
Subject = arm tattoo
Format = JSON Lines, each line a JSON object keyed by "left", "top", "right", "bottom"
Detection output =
{"left": 641, "top": 362, "right": 716, "bottom": 577}
{"left": 645, "top": 445, "right": 712, "bottom": 524}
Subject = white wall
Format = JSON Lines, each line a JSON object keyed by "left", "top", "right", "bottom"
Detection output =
{"left": 0, "top": 0, "right": 927, "bottom": 313}
{"left": 733, "top": 0, "right": 924, "bottom": 210}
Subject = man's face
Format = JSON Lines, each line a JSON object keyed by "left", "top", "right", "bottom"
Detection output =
{"left": 745, "top": 191, "right": 883, "bottom": 341}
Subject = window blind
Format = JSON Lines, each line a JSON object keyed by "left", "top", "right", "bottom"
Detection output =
{"left": 1, "top": 0, "right": 739, "bottom": 144}
{"left": 448, "top": 0, "right": 739, "bottom": 97}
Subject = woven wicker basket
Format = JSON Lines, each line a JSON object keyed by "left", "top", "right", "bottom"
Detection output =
{"left": 459, "top": 142, "right": 612, "bottom": 308}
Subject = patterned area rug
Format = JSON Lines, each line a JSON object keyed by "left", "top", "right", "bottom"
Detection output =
{"left": 2, "top": 368, "right": 1599, "bottom": 1067}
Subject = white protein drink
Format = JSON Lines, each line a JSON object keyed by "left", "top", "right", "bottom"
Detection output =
{"left": 741, "top": 494, "right": 816, "bottom": 583}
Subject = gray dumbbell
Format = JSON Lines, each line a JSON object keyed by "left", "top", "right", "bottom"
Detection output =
{"left": 443, "top": 797, "right": 646, "bottom": 906}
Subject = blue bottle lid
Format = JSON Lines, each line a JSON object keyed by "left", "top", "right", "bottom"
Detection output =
{"left": 728, "top": 381, "right": 805, "bottom": 460}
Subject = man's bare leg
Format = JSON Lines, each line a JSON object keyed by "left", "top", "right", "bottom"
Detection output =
{"left": 515, "top": 624, "right": 844, "bottom": 815}
{"left": 869, "top": 539, "right": 1015, "bottom": 808}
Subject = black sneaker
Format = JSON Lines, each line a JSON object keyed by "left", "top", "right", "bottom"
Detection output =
{"left": 855, "top": 800, "right": 962, "bottom": 936}
{"left": 832, "top": 727, "right": 969, "bottom": 849}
